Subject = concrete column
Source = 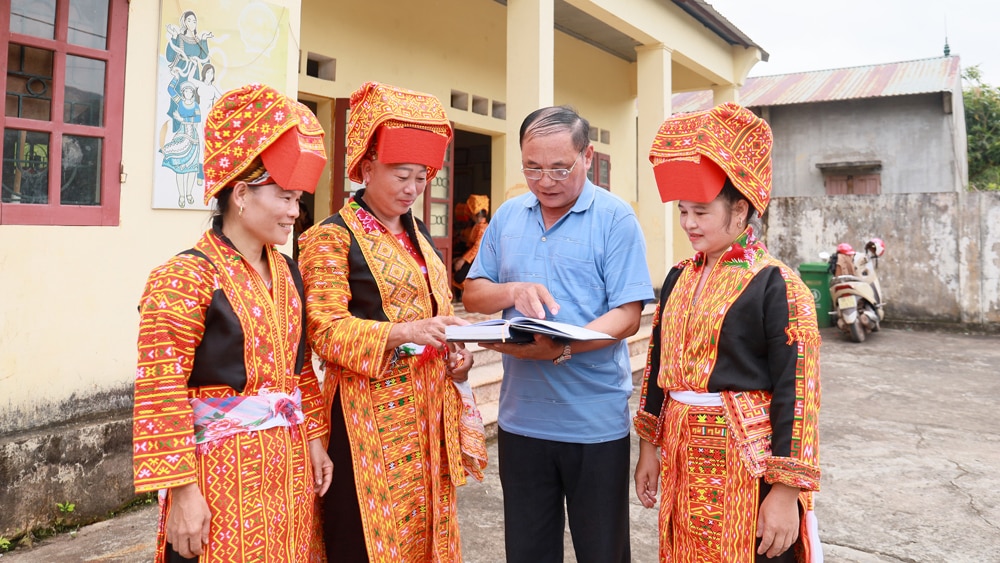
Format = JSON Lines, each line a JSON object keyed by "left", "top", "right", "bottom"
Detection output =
{"left": 504, "top": 0, "right": 554, "bottom": 202}
{"left": 636, "top": 43, "right": 673, "bottom": 286}
{"left": 712, "top": 84, "right": 740, "bottom": 105}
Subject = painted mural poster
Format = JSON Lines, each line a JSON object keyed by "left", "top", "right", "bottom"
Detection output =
{"left": 153, "top": 0, "right": 289, "bottom": 209}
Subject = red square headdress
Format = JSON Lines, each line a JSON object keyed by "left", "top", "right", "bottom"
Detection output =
{"left": 346, "top": 82, "right": 453, "bottom": 183}
{"left": 649, "top": 102, "right": 772, "bottom": 214}
{"left": 202, "top": 83, "right": 327, "bottom": 204}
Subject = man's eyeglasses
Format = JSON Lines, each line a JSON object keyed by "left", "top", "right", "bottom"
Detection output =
{"left": 521, "top": 150, "right": 585, "bottom": 181}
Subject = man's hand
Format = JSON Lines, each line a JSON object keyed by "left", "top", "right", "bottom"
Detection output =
{"left": 509, "top": 282, "right": 560, "bottom": 319}
{"left": 462, "top": 278, "right": 559, "bottom": 319}
{"left": 481, "top": 334, "right": 562, "bottom": 361}
{"left": 308, "top": 438, "right": 333, "bottom": 496}
{"left": 756, "top": 482, "right": 801, "bottom": 558}
{"left": 166, "top": 483, "right": 211, "bottom": 558}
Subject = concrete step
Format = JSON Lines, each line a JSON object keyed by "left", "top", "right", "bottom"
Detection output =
{"left": 467, "top": 303, "right": 656, "bottom": 434}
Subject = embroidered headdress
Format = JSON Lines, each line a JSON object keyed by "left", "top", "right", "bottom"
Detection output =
{"left": 202, "top": 83, "right": 327, "bottom": 204}
{"left": 346, "top": 81, "right": 453, "bottom": 183}
{"left": 466, "top": 194, "right": 490, "bottom": 216}
{"left": 649, "top": 102, "right": 772, "bottom": 213}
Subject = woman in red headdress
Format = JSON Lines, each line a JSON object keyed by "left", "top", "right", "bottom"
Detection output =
{"left": 634, "top": 103, "right": 822, "bottom": 563}
{"left": 134, "top": 83, "right": 332, "bottom": 562}
{"left": 297, "top": 82, "right": 487, "bottom": 563}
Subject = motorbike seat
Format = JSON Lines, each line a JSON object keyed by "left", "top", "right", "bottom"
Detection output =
{"left": 834, "top": 253, "right": 856, "bottom": 276}
{"left": 832, "top": 274, "right": 863, "bottom": 284}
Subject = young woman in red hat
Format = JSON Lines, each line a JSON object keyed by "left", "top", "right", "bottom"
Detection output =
{"left": 634, "top": 103, "right": 822, "bottom": 563}
{"left": 134, "top": 83, "right": 332, "bottom": 562}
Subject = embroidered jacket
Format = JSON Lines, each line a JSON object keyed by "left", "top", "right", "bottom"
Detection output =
{"left": 133, "top": 224, "right": 327, "bottom": 562}
{"left": 298, "top": 189, "right": 485, "bottom": 563}
{"left": 634, "top": 228, "right": 821, "bottom": 491}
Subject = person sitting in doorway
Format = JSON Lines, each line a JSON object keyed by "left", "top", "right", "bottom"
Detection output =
{"left": 452, "top": 194, "right": 489, "bottom": 299}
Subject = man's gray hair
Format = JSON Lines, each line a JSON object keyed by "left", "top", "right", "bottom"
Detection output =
{"left": 519, "top": 106, "right": 590, "bottom": 152}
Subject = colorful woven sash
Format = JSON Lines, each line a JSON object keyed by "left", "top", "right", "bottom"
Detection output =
{"left": 454, "top": 380, "right": 488, "bottom": 481}
{"left": 191, "top": 388, "right": 305, "bottom": 451}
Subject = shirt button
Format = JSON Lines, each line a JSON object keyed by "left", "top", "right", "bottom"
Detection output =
{"left": 541, "top": 237, "right": 547, "bottom": 242}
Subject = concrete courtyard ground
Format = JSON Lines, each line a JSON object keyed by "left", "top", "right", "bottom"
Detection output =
{"left": 4, "top": 326, "right": 999, "bottom": 562}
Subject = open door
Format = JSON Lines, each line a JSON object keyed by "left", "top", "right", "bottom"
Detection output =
{"left": 330, "top": 97, "right": 353, "bottom": 215}
{"left": 415, "top": 135, "right": 454, "bottom": 274}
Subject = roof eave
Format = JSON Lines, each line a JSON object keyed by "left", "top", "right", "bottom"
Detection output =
{"left": 671, "top": 0, "right": 769, "bottom": 62}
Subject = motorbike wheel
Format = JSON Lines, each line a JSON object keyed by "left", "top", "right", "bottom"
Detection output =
{"left": 848, "top": 319, "right": 866, "bottom": 343}
{"left": 869, "top": 305, "right": 881, "bottom": 332}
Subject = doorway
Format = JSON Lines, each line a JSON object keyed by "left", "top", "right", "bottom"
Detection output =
{"left": 451, "top": 130, "right": 493, "bottom": 301}
{"left": 294, "top": 97, "right": 328, "bottom": 260}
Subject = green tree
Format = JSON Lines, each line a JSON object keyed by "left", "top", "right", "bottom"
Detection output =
{"left": 963, "top": 66, "right": 1000, "bottom": 191}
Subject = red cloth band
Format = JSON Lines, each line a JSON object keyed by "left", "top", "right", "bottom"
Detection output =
{"left": 375, "top": 127, "right": 449, "bottom": 171}
{"left": 652, "top": 157, "right": 728, "bottom": 204}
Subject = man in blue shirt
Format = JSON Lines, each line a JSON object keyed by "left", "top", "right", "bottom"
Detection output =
{"left": 463, "top": 106, "right": 653, "bottom": 563}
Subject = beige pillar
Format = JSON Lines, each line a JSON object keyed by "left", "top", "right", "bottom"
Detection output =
{"left": 712, "top": 84, "right": 740, "bottom": 105}
{"left": 504, "top": 0, "right": 554, "bottom": 203}
{"left": 636, "top": 43, "right": 673, "bottom": 286}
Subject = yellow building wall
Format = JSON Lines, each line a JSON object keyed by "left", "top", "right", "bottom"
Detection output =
{"left": 554, "top": 31, "right": 638, "bottom": 205}
{"left": 298, "top": 0, "right": 645, "bottom": 210}
{"left": 298, "top": 0, "right": 507, "bottom": 118}
{"left": 1, "top": 0, "right": 756, "bottom": 425}
{"left": 0, "top": 1, "right": 304, "bottom": 428}
{"left": 298, "top": 0, "right": 511, "bottom": 215}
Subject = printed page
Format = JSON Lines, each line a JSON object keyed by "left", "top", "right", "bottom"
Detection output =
{"left": 509, "top": 317, "right": 614, "bottom": 341}
{"left": 446, "top": 317, "right": 612, "bottom": 342}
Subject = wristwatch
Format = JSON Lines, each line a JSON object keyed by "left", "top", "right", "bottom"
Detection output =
{"left": 552, "top": 343, "right": 572, "bottom": 365}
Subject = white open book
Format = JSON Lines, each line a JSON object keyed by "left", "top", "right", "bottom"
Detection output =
{"left": 445, "top": 317, "right": 614, "bottom": 343}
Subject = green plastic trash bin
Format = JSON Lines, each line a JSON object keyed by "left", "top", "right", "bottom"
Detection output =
{"left": 798, "top": 262, "right": 832, "bottom": 328}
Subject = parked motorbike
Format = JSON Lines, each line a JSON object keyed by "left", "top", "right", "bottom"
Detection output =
{"left": 821, "top": 238, "right": 886, "bottom": 343}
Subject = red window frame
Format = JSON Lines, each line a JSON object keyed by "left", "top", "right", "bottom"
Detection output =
{"left": 1, "top": 0, "right": 128, "bottom": 226}
{"left": 587, "top": 150, "right": 611, "bottom": 190}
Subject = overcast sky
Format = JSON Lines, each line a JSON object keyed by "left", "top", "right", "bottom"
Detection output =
{"left": 707, "top": 0, "right": 998, "bottom": 87}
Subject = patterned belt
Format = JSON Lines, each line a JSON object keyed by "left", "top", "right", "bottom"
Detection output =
{"left": 190, "top": 387, "right": 304, "bottom": 448}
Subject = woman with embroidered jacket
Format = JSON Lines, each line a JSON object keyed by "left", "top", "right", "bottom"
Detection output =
{"left": 134, "top": 84, "right": 332, "bottom": 562}
{"left": 633, "top": 103, "right": 822, "bottom": 563}
{"left": 297, "top": 81, "right": 487, "bottom": 563}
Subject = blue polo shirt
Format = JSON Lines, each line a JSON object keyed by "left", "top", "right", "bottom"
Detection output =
{"left": 467, "top": 180, "right": 653, "bottom": 443}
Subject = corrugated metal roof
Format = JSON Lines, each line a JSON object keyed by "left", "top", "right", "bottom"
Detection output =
{"left": 672, "top": 56, "right": 962, "bottom": 113}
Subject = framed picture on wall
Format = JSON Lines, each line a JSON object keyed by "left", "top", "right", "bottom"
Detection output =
{"left": 152, "top": 1, "right": 290, "bottom": 210}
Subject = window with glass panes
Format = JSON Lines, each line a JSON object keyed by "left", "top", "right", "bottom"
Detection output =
{"left": 2, "top": 0, "right": 127, "bottom": 225}
{"left": 586, "top": 151, "right": 610, "bottom": 190}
